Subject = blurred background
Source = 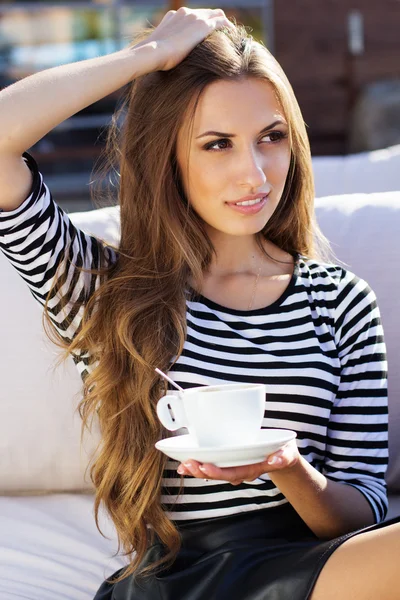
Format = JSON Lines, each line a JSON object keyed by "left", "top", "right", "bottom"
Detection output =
{"left": 0, "top": 0, "right": 399, "bottom": 210}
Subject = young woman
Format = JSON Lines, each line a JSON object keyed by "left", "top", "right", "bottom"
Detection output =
{"left": 0, "top": 7, "right": 399, "bottom": 600}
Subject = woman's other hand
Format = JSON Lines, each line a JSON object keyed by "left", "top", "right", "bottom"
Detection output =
{"left": 137, "top": 7, "right": 235, "bottom": 72}
{"left": 176, "top": 438, "right": 300, "bottom": 485}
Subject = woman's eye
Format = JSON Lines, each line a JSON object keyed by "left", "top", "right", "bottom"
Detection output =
{"left": 204, "top": 131, "right": 287, "bottom": 152}
{"left": 263, "top": 131, "right": 287, "bottom": 143}
{"left": 205, "top": 138, "right": 231, "bottom": 151}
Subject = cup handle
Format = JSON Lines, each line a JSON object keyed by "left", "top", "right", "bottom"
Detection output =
{"left": 156, "top": 394, "right": 187, "bottom": 431}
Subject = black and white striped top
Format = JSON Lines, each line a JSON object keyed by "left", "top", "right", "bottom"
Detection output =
{"left": 0, "top": 152, "right": 388, "bottom": 523}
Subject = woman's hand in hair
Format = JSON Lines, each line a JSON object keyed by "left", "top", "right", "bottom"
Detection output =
{"left": 139, "top": 7, "right": 235, "bottom": 72}
{"left": 176, "top": 439, "right": 301, "bottom": 485}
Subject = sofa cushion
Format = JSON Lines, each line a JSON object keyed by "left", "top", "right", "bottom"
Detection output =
{"left": 0, "top": 206, "right": 120, "bottom": 493}
{"left": 314, "top": 192, "right": 400, "bottom": 491}
{"left": 313, "top": 144, "right": 400, "bottom": 197}
{"left": 0, "top": 494, "right": 125, "bottom": 600}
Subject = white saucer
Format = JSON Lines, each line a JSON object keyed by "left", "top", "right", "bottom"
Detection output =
{"left": 155, "top": 429, "right": 297, "bottom": 468}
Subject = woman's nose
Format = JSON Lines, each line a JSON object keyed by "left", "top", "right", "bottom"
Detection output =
{"left": 237, "top": 149, "right": 267, "bottom": 189}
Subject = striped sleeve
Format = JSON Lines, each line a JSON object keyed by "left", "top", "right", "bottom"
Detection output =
{"left": 326, "top": 268, "right": 389, "bottom": 522}
{"left": 0, "top": 152, "right": 117, "bottom": 347}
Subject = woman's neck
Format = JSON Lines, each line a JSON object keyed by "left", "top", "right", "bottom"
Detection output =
{"left": 205, "top": 231, "right": 293, "bottom": 278}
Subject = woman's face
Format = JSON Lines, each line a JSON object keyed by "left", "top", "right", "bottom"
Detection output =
{"left": 176, "top": 77, "right": 291, "bottom": 238}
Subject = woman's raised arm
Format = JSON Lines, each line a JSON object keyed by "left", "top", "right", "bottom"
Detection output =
{"left": 0, "top": 7, "right": 233, "bottom": 211}
{"left": 0, "top": 44, "right": 160, "bottom": 211}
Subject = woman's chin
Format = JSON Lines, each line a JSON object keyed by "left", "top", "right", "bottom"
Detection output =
{"left": 208, "top": 220, "right": 269, "bottom": 237}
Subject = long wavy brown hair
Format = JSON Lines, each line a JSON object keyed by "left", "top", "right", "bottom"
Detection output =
{"left": 44, "top": 21, "right": 335, "bottom": 584}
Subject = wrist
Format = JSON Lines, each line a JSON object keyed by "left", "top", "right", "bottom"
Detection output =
{"left": 280, "top": 452, "right": 307, "bottom": 474}
{"left": 126, "top": 40, "right": 164, "bottom": 75}
{"left": 116, "top": 42, "right": 160, "bottom": 80}
{"left": 269, "top": 453, "right": 325, "bottom": 488}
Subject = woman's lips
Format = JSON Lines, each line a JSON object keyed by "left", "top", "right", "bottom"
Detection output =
{"left": 225, "top": 195, "right": 269, "bottom": 215}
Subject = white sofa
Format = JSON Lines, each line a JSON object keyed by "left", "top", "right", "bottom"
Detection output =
{"left": 312, "top": 144, "right": 400, "bottom": 197}
{"left": 1, "top": 151, "right": 400, "bottom": 599}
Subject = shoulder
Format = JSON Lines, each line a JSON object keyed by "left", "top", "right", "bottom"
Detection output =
{"left": 297, "top": 254, "right": 343, "bottom": 284}
{"left": 296, "top": 254, "right": 375, "bottom": 304}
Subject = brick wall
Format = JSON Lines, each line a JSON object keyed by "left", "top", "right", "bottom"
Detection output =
{"left": 274, "top": 0, "right": 400, "bottom": 155}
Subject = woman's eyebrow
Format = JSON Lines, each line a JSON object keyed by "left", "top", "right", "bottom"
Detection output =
{"left": 196, "top": 120, "right": 287, "bottom": 139}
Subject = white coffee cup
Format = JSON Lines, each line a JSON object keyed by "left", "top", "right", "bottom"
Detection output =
{"left": 156, "top": 383, "right": 265, "bottom": 447}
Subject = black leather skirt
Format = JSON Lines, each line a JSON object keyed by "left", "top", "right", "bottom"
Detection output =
{"left": 93, "top": 503, "right": 399, "bottom": 600}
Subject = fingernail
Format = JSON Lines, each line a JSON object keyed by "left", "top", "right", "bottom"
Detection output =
{"left": 199, "top": 466, "right": 208, "bottom": 474}
{"left": 177, "top": 466, "right": 184, "bottom": 474}
{"left": 183, "top": 462, "right": 191, "bottom": 468}
{"left": 268, "top": 456, "right": 282, "bottom": 465}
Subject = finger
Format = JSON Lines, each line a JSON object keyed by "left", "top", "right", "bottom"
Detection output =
{"left": 189, "top": 7, "right": 233, "bottom": 29}
{"left": 182, "top": 459, "right": 208, "bottom": 479}
{"left": 207, "top": 8, "right": 230, "bottom": 19}
{"left": 199, "top": 462, "right": 261, "bottom": 482}
{"left": 177, "top": 463, "right": 191, "bottom": 476}
{"left": 208, "top": 15, "right": 236, "bottom": 31}
{"left": 266, "top": 449, "right": 285, "bottom": 467}
{"left": 174, "top": 7, "right": 225, "bottom": 18}
{"left": 157, "top": 9, "right": 178, "bottom": 28}
{"left": 200, "top": 451, "right": 288, "bottom": 482}
{"left": 188, "top": 8, "right": 227, "bottom": 16}
{"left": 259, "top": 449, "right": 291, "bottom": 470}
